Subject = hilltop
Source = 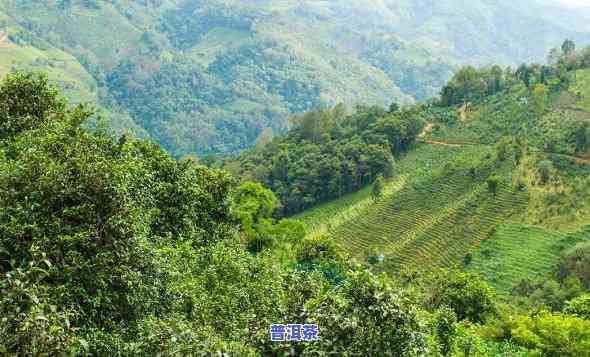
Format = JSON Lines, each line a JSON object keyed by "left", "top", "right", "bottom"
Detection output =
{"left": 1, "top": 0, "right": 590, "bottom": 156}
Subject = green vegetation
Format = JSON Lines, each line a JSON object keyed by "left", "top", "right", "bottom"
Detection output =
{"left": 2, "top": 72, "right": 556, "bottom": 355}
{"left": 327, "top": 144, "right": 527, "bottom": 270}
{"left": 1, "top": 0, "right": 590, "bottom": 156}
{"left": 467, "top": 224, "right": 589, "bottom": 292}
{"left": 227, "top": 104, "right": 423, "bottom": 215}
{"left": 4, "top": 12, "right": 590, "bottom": 352}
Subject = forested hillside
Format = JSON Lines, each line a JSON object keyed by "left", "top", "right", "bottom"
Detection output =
{"left": 1, "top": 0, "right": 590, "bottom": 156}
{"left": 4, "top": 40, "right": 590, "bottom": 354}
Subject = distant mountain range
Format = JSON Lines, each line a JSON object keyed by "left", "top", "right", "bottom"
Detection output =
{"left": 1, "top": 0, "right": 589, "bottom": 156}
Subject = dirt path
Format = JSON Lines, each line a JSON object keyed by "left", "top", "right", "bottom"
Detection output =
{"left": 418, "top": 139, "right": 465, "bottom": 148}
{"left": 419, "top": 133, "right": 590, "bottom": 165}
{"left": 418, "top": 123, "right": 434, "bottom": 139}
{"left": 543, "top": 152, "right": 590, "bottom": 165}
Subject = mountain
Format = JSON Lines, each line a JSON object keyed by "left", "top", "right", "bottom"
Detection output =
{"left": 1, "top": 0, "right": 590, "bottom": 156}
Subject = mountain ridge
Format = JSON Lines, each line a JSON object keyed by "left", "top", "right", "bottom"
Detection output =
{"left": 1, "top": 0, "right": 590, "bottom": 156}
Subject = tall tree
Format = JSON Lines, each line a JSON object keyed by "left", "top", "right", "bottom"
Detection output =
{"left": 372, "top": 174, "right": 384, "bottom": 202}
{"left": 562, "top": 39, "right": 576, "bottom": 56}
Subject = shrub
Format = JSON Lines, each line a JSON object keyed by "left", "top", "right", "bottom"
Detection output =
{"left": 0, "top": 73, "right": 66, "bottom": 140}
{"left": 427, "top": 271, "right": 495, "bottom": 323}
{"left": 487, "top": 175, "right": 501, "bottom": 195}
{"left": 433, "top": 306, "right": 457, "bottom": 356}
{"left": 557, "top": 242, "right": 590, "bottom": 289}
{"left": 538, "top": 160, "right": 553, "bottom": 185}
{"left": 511, "top": 312, "right": 590, "bottom": 356}
{"left": 564, "top": 294, "right": 590, "bottom": 320}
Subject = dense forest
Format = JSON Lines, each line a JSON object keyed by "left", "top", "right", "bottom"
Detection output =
{"left": 3, "top": 38, "right": 590, "bottom": 355}
{"left": 1, "top": 0, "right": 590, "bottom": 156}
{"left": 225, "top": 104, "right": 423, "bottom": 214}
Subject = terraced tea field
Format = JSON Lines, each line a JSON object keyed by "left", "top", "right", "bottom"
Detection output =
{"left": 296, "top": 139, "right": 532, "bottom": 272}
{"left": 468, "top": 224, "right": 590, "bottom": 292}
{"left": 330, "top": 163, "right": 528, "bottom": 270}
{"left": 293, "top": 143, "right": 476, "bottom": 235}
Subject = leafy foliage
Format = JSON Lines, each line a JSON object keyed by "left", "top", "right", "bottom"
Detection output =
{"left": 426, "top": 271, "right": 495, "bottom": 323}
{"left": 511, "top": 312, "right": 590, "bottom": 356}
{"left": 229, "top": 105, "right": 422, "bottom": 215}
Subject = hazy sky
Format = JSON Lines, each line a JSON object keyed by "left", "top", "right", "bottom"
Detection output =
{"left": 554, "top": 0, "right": 590, "bottom": 7}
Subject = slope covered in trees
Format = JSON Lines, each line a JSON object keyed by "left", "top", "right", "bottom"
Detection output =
{"left": 5, "top": 41, "right": 590, "bottom": 353}
{"left": 1, "top": 0, "right": 590, "bottom": 156}
{"left": 226, "top": 104, "right": 423, "bottom": 215}
{"left": 1, "top": 71, "right": 567, "bottom": 357}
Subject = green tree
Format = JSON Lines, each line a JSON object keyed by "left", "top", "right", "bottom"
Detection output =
{"left": 557, "top": 242, "right": 590, "bottom": 289}
{"left": 388, "top": 102, "right": 400, "bottom": 113}
{"left": 233, "top": 182, "right": 279, "bottom": 235}
{"left": 538, "top": 160, "right": 553, "bottom": 185}
{"left": 372, "top": 174, "right": 384, "bottom": 202}
{"left": 513, "top": 138, "right": 526, "bottom": 165}
{"left": 441, "top": 66, "right": 487, "bottom": 106}
{"left": 433, "top": 306, "right": 457, "bottom": 357}
{"left": 308, "top": 270, "right": 427, "bottom": 356}
{"left": 512, "top": 312, "right": 590, "bottom": 356}
{"left": 487, "top": 175, "right": 500, "bottom": 196}
{"left": 296, "top": 234, "right": 341, "bottom": 266}
{"left": 575, "top": 122, "right": 590, "bottom": 154}
{"left": 516, "top": 64, "right": 534, "bottom": 88}
{"left": 532, "top": 83, "right": 548, "bottom": 117}
{"left": 271, "top": 219, "right": 307, "bottom": 245}
{"left": 495, "top": 137, "right": 513, "bottom": 161}
{"left": 382, "top": 148, "right": 396, "bottom": 178}
{"left": 427, "top": 271, "right": 495, "bottom": 323}
{"left": 0, "top": 72, "right": 66, "bottom": 140}
{"left": 562, "top": 39, "right": 576, "bottom": 56}
{"left": 0, "top": 72, "right": 239, "bottom": 353}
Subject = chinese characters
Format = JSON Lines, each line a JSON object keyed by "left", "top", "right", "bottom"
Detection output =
{"left": 270, "top": 324, "right": 319, "bottom": 342}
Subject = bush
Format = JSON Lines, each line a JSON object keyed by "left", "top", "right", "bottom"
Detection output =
{"left": 487, "top": 175, "right": 501, "bottom": 195}
{"left": 433, "top": 306, "right": 457, "bottom": 356}
{"left": 0, "top": 73, "right": 66, "bottom": 140}
{"left": 557, "top": 242, "right": 590, "bottom": 289}
{"left": 308, "top": 270, "right": 427, "bottom": 356}
{"left": 538, "top": 160, "right": 553, "bottom": 185}
{"left": 0, "top": 248, "right": 82, "bottom": 356}
{"left": 511, "top": 312, "right": 590, "bottom": 356}
{"left": 564, "top": 294, "right": 590, "bottom": 320}
{"left": 296, "top": 234, "right": 340, "bottom": 265}
{"left": 427, "top": 271, "right": 495, "bottom": 323}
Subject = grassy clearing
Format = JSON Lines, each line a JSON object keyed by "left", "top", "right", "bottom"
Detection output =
{"left": 0, "top": 40, "right": 97, "bottom": 104}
